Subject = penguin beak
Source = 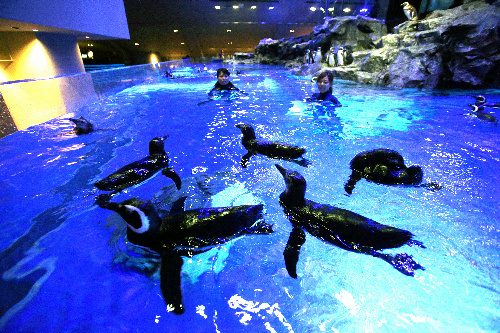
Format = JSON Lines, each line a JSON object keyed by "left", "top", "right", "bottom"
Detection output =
{"left": 235, "top": 124, "right": 244, "bottom": 129}
{"left": 275, "top": 164, "right": 287, "bottom": 178}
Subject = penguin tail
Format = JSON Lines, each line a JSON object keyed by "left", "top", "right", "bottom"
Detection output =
{"left": 375, "top": 252, "right": 425, "bottom": 277}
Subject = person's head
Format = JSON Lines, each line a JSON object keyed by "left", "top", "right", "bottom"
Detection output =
{"left": 217, "top": 68, "right": 231, "bottom": 85}
{"left": 316, "top": 71, "right": 334, "bottom": 94}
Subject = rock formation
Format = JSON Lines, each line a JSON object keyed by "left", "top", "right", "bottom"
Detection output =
{"left": 253, "top": 0, "right": 500, "bottom": 89}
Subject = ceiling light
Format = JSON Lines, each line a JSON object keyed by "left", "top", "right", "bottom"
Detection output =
{"left": 360, "top": 8, "right": 368, "bottom": 13}
{"left": 215, "top": 5, "right": 221, "bottom": 9}
{"left": 251, "top": 6, "right": 257, "bottom": 9}
{"left": 309, "top": 7, "right": 317, "bottom": 11}
{"left": 328, "top": 7, "right": 334, "bottom": 12}
{"left": 181, "top": 42, "right": 185, "bottom": 45}
{"left": 343, "top": 8, "right": 351, "bottom": 12}
{"left": 268, "top": 6, "right": 274, "bottom": 10}
{"left": 33, "top": 29, "right": 38, "bottom": 32}
{"left": 135, "top": 43, "right": 139, "bottom": 46}
{"left": 85, "top": 36, "right": 90, "bottom": 38}
{"left": 290, "top": 30, "right": 295, "bottom": 33}
{"left": 173, "top": 29, "right": 178, "bottom": 32}
{"left": 233, "top": 5, "right": 239, "bottom": 9}
{"left": 227, "top": 29, "right": 232, "bottom": 32}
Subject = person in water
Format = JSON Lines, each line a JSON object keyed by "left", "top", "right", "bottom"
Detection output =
{"left": 309, "top": 71, "right": 341, "bottom": 106}
{"left": 211, "top": 68, "right": 240, "bottom": 92}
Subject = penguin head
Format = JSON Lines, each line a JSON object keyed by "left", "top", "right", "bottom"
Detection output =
{"left": 275, "top": 164, "right": 307, "bottom": 204}
{"left": 401, "top": 2, "right": 410, "bottom": 6}
{"left": 69, "top": 116, "right": 94, "bottom": 134}
{"left": 235, "top": 124, "right": 256, "bottom": 140}
{"left": 472, "top": 95, "right": 486, "bottom": 105}
{"left": 405, "top": 166, "right": 423, "bottom": 184}
{"left": 99, "top": 198, "right": 160, "bottom": 234}
{"left": 149, "top": 136, "right": 168, "bottom": 155}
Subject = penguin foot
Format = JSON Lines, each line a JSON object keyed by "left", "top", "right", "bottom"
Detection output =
{"left": 418, "top": 182, "right": 442, "bottom": 191}
{"left": 95, "top": 193, "right": 114, "bottom": 206}
{"left": 379, "top": 253, "right": 425, "bottom": 277}
{"left": 291, "top": 157, "right": 311, "bottom": 168}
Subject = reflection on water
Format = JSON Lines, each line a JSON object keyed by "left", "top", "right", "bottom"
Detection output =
{"left": 0, "top": 65, "right": 499, "bottom": 333}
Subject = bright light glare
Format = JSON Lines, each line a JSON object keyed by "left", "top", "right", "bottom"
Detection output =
{"left": 173, "top": 29, "right": 178, "bottom": 32}
{"left": 328, "top": 7, "right": 334, "bottom": 12}
{"left": 310, "top": 7, "right": 317, "bottom": 11}
{"left": 343, "top": 7, "right": 351, "bottom": 12}
{"left": 233, "top": 5, "right": 239, "bottom": 9}
{"left": 251, "top": 6, "right": 257, "bottom": 9}
{"left": 215, "top": 6, "right": 220, "bottom": 9}
{"left": 360, "top": 8, "right": 368, "bottom": 13}
{"left": 268, "top": 6, "right": 274, "bottom": 10}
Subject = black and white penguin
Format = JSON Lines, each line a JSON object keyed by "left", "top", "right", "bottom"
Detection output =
{"left": 275, "top": 164, "right": 425, "bottom": 278}
{"left": 344, "top": 148, "right": 440, "bottom": 194}
{"left": 94, "top": 136, "right": 182, "bottom": 203}
{"left": 336, "top": 46, "right": 345, "bottom": 66}
{"left": 468, "top": 104, "right": 498, "bottom": 125}
{"left": 472, "top": 95, "right": 500, "bottom": 108}
{"left": 235, "top": 124, "right": 310, "bottom": 168}
{"left": 99, "top": 196, "right": 273, "bottom": 314}
{"left": 401, "top": 2, "right": 418, "bottom": 21}
{"left": 69, "top": 116, "right": 94, "bottom": 135}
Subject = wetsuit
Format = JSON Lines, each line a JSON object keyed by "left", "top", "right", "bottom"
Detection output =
{"left": 311, "top": 92, "right": 341, "bottom": 105}
{"left": 212, "top": 81, "right": 239, "bottom": 92}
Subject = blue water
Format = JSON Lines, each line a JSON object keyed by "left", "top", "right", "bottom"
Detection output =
{"left": 0, "top": 65, "right": 499, "bottom": 332}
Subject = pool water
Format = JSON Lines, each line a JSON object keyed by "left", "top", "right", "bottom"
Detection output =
{"left": 0, "top": 65, "right": 498, "bottom": 332}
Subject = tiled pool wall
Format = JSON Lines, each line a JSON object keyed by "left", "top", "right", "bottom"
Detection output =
{"left": 0, "top": 59, "right": 191, "bottom": 139}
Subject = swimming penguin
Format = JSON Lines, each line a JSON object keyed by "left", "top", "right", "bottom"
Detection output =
{"left": 344, "top": 148, "right": 441, "bottom": 194}
{"left": 99, "top": 196, "right": 273, "bottom": 314}
{"left": 401, "top": 2, "right": 418, "bottom": 21}
{"left": 69, "top": 116, "right": 95, "bottom": 135}
{"left": 94, "top": 136, "right": 182, "bottom": 203}
{"left": 468, "top": 104, "right": 498, "bottom": 125}
{"left": 235, "top": 124, "right": 310, "bottom": 168}
{"left": 275, "top": 164, "right": 425, "bottom": 278}
{"left": 472, "top": 95, "right": 500, "bottom": 108}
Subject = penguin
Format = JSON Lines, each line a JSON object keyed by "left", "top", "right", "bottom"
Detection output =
{"left": 304, "top": 49, "right": 311, "bottom": 64}
{"left": 94, "top": 136, "right": 182, "bottom": 203}
{"left": 336, "top": 46, "right": 345, "bottom": 66}
{"left": 401, "top": 2, "right": 419, "bottom": 21}
{"left": 235, "top": 124, "right": 310, "bottom": 168}
{"left": 308, "top": 49, "right": 314, "bottom": 64}
{"left": 275, "top": 164, "right": 425, "bottom": 278}
{"left": 344, "top": 148, "right": 441, "bottom": 194}
{"left": 327, "top": 46, "right": 336, "bottom": 67}
{"left": 99, "top": 196, "right": 273, "bottom": 314}
{"left": 69, "top": 116, "right": 94, "bottom": 135}
{"left": 472, "top": 95, "right": 500, "bottom": 108}
{"left": 314, "top": 48, "right": 322, "bottom": 64}
{"left": 468, "top": 104, "right": 498, "bottom": 125}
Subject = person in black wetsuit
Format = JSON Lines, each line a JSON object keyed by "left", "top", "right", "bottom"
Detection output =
{"left": 309, "top": 71, "right": 341, "bottom": 106}
{"left": 211, "top": 68, "right": 240, "bottom": 92}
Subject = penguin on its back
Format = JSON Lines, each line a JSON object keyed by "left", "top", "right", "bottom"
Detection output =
{"left": 235, "top": 124, "right": 310, "bottom": 168}
{"left": 275, "top": 164, "right": 425, "bottom": 278}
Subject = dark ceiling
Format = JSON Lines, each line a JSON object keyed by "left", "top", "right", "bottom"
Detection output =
{"left": 107, "top": 0, "right": 378, "bottom": 62}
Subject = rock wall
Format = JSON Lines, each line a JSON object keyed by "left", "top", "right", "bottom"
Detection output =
{"left": 254, "top": 0, "right": 500, "bottom": 89}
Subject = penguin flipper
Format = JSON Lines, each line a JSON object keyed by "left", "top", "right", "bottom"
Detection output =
{"left": 241, "top": 151, "right": 254, "bottom": 168}
{"left": 283, "top": 227, "right": 306, "bottom": 278}
{"left": 160, "top": 252, "right": 185, "bottom": 314}
{"left": 290, "top": 157, "right": 311, "bottom": 168}
{"left": 169, "top": 196, "right": 187, "bottom": 215}
{"left": 162, "top": 167, "right": 182, "bottom": 190}
{"left": 344, "top": 171, "right": 363, "bottom": 195}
